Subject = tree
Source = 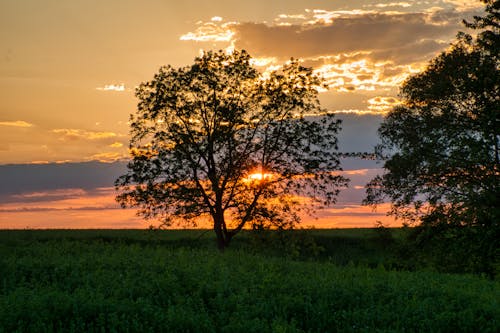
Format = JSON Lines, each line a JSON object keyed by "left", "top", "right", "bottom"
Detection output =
{"left": 116, "top": 50, "right": 348, "bottom": 250}
{"left": 364, "top": 1, "right": 499, "bottom": 274}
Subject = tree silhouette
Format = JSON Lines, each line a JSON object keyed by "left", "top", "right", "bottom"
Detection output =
{"left": 365, "top": 0, "right": 499, "bottom": 273}
{"left": 116, "top": 50, "right": 348, "bottom": 250}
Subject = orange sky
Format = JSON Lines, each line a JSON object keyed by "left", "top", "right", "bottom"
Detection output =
{"left": 0, "top": 186, "right": 395, "bottom": 229}
{"left": 0, "top": 0, "right": 485, "bottom": 229}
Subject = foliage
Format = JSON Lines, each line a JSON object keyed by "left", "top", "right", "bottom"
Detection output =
{"left": 463, "top": 0, "right": 500, "bottom": 58}
{"left": 116, "top": 50, "right": 347, "bottom": 249}
{"left": 365, "top": 0, "right": 499, "bottom": 274}
{"left": 0, "top": 230, "right": 498, "bottom": 332}
{"left": 246, "top": 228, "right": 326, "bottom": 260}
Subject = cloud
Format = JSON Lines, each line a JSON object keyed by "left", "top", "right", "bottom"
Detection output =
{"left": 249, "top": 56, "right": 278, "bottom": 67}
{"left": 0, "top": 122, "right": 128, "bottom": 163}
{"left": 332, "top": 109, "right": 386, "bottom": 115}
{"left": 342, "top": 169, "right": 370, "bottom": 176}
{"left": 87, "top": 152, "right": 126, "bottom": 163}
{"left": 96, "top": 83, "right": 126, "bottom": 91}
{"left": 441, "top": 0, "right": 485, "bottom": 12}
{"left": 0, "top": 185, "right": 141, "bottom": 229}
{"left": 276, "top": 13, "right": 307, "bottom": 22}
{"left": 109, "top": 142, "right": 123, "bottom": 148}
{"left": 179, "top": 7, "right": 477, "bottom": 98}
{"left": 310, "top": 56, "right": 412, "bottom": 92}
{"left": 370, "top": 38, "right": 449, "bottom": 64}
{"left": 372, "top": 2, "right": 412, "bottom": 9}
{"left": 0, "top": 186, "right": 123, "bottom": 210}
{"left": 0, "top": 161, "right": 128, "bottom": 198}
{"left": 52, "top": 129, "right": 118, "bottom": 141}
{"left": 3, "top": 187, "right": 119, "bottom": 212}
{"left": 300, "top": 49, "right": 428, "bottom": 94}
{"left": 0, "top": 120, "right": 33, "bottom": 127}
{"left": 300, "top": 9, "right": 382, "bottom": 25}
{"left": 216, "top": 7, "right": 473, "bottom": 59}
{"left": 233, "top": 12, "right": 458, "bottom": 60}
{"left": 367, "top": 96, "right": 401, "bottom": 113}
{"left": 13, "top": 188, "right": 87, "bottom": 199}
{"left": 180, "top": 19, "right": 236, "bottom": 42}
{"left": 0, "top": 206, "right": 122, "bottom": 213}
{"left": 11, "top": 188, "right": 89, "bottom": 203}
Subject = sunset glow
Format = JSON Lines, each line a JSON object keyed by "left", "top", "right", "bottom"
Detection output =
{"left": 0, "top": 0, "right": 485, "bottom": 229}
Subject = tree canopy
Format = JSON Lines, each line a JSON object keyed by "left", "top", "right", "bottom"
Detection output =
{"left": 365, "top": 0, "right": 499, "bottom": 273}
{"left": 116, "top": 50, "right": 347, "bottom": 250}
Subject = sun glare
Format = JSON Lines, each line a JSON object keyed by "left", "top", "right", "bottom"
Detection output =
{"left": 245, "top": 170, "right": 274, "bottom": 183}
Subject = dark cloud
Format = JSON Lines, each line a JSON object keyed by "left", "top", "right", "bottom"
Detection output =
{"left": 0, "top": 161, "right": 127, "bottom": 198}
{"left": 233, "top": 11, "right": 460, "bottom": 59}
{"left": 371, "top": 38, "right": 450, "bottom": 64}
{"left": 0, "top": 206, "right": 122, "bottom": 213}
{"left": 9, "top": 189, "right": 88, "bottom": 204}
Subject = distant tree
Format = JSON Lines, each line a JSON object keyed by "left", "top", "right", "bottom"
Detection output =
{"left": 116, "top": 50, "right": 347, "bottom": 250}
{"left": 364, "top": 0, "right": 499, "bottom": 274}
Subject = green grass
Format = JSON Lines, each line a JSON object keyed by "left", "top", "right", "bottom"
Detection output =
{"left": 0, "top": 229, "right": 498, "bottom": 332}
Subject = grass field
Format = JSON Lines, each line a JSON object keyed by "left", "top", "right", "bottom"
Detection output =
{"left": 0, "top": 229, "right": 498, "bottom": 332}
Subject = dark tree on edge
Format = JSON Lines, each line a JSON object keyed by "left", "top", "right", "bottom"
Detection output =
{"left": 116, "top": 50, "right": 348, "bottom": 250}
{"left": 365, "top": 0, "right": 499, "bottom": 274}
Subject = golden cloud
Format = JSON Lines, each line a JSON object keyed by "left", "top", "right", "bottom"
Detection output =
{"left": 96, "top": 84, "right": 126, "bottom": 92}
{"left": 312, "top": 56, "right": 416, "bottom": 93}
{"left": 109, "top": 142, "right": 124, "bottom": 148}
{"left": 177, "top": 3, "right": 482, "bottom": 115}
{"left": 367, "top": 96, "right": 401, "bottom": 113}
{"left": 87, "top": 152, "right": 126, "bottom": 163}
{"left": 371, "top": 2, "right": 412, "bottom": 9}
{"left": 180, "top": 10, "right": 458, "bottom": 95}
{"left": 52, "top": 129, "right": 118, "bottom": 141}
{"left": 0, "top": 120, "right": 34, "bottom": 127}
{"left": 249, "top": 56, "right": 278, "bottom": 67}
{"left": 304, "top": 9, "right": 380, "bottom": 25}
{"left": 180, "top": 19, "right": 236, "bottom": 42}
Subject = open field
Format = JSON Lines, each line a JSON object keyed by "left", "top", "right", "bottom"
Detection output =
{"left": 0, "top": 229, "right": 498, "bottom": 332}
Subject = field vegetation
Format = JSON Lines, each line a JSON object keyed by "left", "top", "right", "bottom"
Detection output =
{"left": 0, "top": 229, "right": 498, "bottom": 332}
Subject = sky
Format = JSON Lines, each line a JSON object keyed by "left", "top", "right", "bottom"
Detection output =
{"left": 0, "top": 0, "right": 486, "bottom": 229}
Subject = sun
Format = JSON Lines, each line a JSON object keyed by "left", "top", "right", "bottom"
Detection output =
{"left": 247, "top": 173, "right": 272, "bottom": 181}
{"left": 244, "top": 169, "right": 274, "bottom": 183}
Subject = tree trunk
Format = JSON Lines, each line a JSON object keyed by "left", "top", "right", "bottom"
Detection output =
{"left": 214, "top": 226, "right": 226, "bottom": 251}
{"left": 213, "top": 212, "right": 230, "bottom": 251}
